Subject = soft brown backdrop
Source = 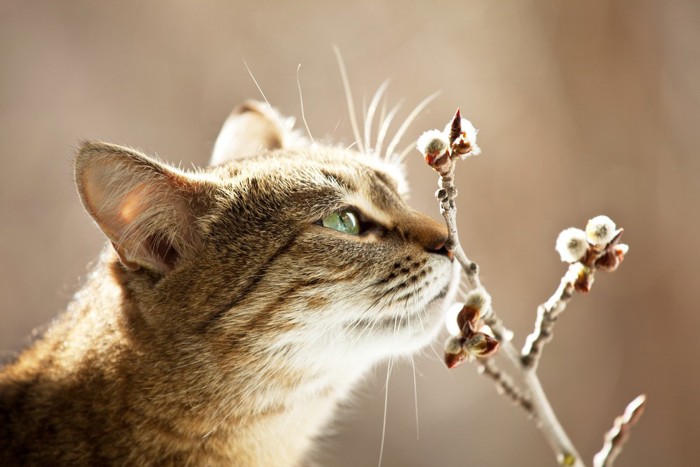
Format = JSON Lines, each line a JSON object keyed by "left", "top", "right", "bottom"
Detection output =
{"left": 1, "top": 1, "right": 698, "bottom": 466}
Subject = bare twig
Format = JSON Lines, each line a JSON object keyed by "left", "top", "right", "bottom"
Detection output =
{"left": 522, "top": 367, "right": 582, "bottom": 466}
{"left": 522, "top": 226, "right": 628, "bottom": 370}
{"left": 477, "top": 358, "right": 534, "bottom": 415}
{"left": 593, "top": 395, "right": 646, "bottom": 467}
{"left": 434, "top": 165, "right": 479, "bottom": 285}
{"left": 419, "top": 108, "right": 642, "bottom": 467}
{"left": 520, "top": 264, "right": 577, "bottom": 370}
{"left": 419, "top": 111, "right": 584, "bottom": 466}
{"left": 426, "top": 109, "right": 479, "bottom": 286}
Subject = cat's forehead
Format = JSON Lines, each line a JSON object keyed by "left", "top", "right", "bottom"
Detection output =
{"left": 206, "top": 146, "right": 410, "bottom": 224}
{"left": 212, "top": 146, "right": 409, "bottom": 198}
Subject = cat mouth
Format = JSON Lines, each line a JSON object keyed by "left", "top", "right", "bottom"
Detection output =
{"left": 350, "top": 282, "right": 452, "bottom": 333}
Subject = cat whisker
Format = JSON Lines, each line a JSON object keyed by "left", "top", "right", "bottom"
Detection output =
{"left": 403, "top": 307, "right": 421, "bottom": 440}
{"left": 377, "top": 97, "right": 387, "bottom": 148}
{"left": 414, "top": 306, "right": 445, "bottom": 366}
{"left": 243, "top": 60, "right": 286, "bottom": 133}
{"left": 296, "top": 63, "right": 316, "bottom": 146}
{"left": 343, "top": 315, "right": 376, "bottom": 343}
{"left": 311, "top": 283, "right": 390, "bottom": 357}
{"left": 333, "top": 47, "right": 365, "bottom": 153}
{"left": 280, "top": 310, "right": 388, "bottom": 438}
{"left": 384, "top": 91, "right": 441, "bottom": 162}
{"left": 362, "top": 97, "right": 368, "bottom": 138}
{"left": 364, "top": 80, "right": 390, "bottom": 155}
{"left": 331, "top": 117, "right": 342, "bottom": 140}
{"left": 344, "top": 295, "right": 392, "bottom": 350}
{"left": 281, "top": 301, "right": 387, "bottom": 439}
{"left": 391, "top": 296, "right": 402, "bottom": 346}
{"left": 378, "top": 356, "right": 394, "bottom": 467}
{"left": 393, "top": 140, "right": 418, "bottom": 166}
{"left": 339, "top": 288, "right": 383, "bottom": 335}
{"left": 375, "top": 288, "right": 419, "bottom": 467}
{"left": 410, "top": 353, "right": 420, "bottom": 440}
{"left": 281, "top": 301, "right": 393, "bottom": 437}
{"left": 375, "top": 101, "right": 403, "bottom": 161}
{"left": 213, "top": 275, "right": 434, "bottom": 450}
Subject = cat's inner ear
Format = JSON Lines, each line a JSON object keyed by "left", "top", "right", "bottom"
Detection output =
{"left": 75, "top": 142, "right": 209, "bottom": 274}
{"left": 210, "top": 100, "right": 287, "bottom": 166}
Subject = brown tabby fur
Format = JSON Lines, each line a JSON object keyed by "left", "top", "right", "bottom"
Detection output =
{"left": 0, "top": 100, "right": 457, "bottom": 466}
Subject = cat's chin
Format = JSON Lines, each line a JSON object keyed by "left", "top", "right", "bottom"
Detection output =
{"left": 287, "top": 261, "right": 460, "bottom": 371}
{"left": 393, "top": 295, "right": 453, "bottom": 355}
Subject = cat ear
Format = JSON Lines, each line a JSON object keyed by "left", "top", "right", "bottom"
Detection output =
{"left": 75, "top": 141, "right": 210, "bottom": 274}
{"left": 210, "top": 100, "right": 287, "bottom": 165}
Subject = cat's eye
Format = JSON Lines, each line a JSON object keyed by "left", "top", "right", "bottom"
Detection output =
{"left": 321, "top": 211, "right": 360, "bottom": 235}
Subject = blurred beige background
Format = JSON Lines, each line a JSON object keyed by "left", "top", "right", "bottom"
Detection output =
{"left": 1, "top": 1, "right": 698, "bottom": 466}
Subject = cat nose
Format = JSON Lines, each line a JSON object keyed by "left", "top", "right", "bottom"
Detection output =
{"left": 406, "top": 211, "right": 453, "bottom": 260}
{"left": 427, "top": 237, "right": 453, "bottom": 259}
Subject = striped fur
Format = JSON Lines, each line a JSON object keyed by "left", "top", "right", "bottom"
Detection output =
{"left": 0, "top": 101, "right": 459, "bottom": 466}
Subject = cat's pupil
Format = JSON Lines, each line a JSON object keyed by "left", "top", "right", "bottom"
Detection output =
{"left": 322, "top": 211, "right": 360, "bottom": 235}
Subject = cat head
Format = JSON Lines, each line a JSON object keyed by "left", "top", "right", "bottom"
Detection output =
{"left": 75, "top": 100, "right": 458, "bottom": 379}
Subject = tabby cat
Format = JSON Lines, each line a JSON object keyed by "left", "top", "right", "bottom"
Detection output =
{"left": 0, "top": 99, "right": 459, "bottom": 466}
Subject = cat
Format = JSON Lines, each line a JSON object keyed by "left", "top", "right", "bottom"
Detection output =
{"left": 0, "top": 97, "right": 459, "bottom": 466}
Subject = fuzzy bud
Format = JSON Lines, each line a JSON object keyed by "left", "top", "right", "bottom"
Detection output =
{"left": 586, "top": 215, "right": 617, "bottom": 246}
{"left": 555, "top": 227, "right": 589, "bottom": 263}
{"left": 464, "top": 332, "right": 499, "bottom": 358}
{"left": 465, "top": 288, "right": 492, "bottom": 319}
{"left": 417, "top": 129, "right": 449, "bottom": 156}
{"left": 417, "top": 129, "right": 450, "bottom": 171}
{"left": 444, "top": 335, "right": 469, "bottom": 369}
{"left": 456, "top": 305, "right": 480, "bottom": 335}
{"left": 446, "top": 289, "right": 494, "bottom": 338}
{"left": 445, "top": 335, "right": 463, "bottom": 355}
{"left": 445, "top": 117, "right": 481, "bottom": 159}
{"left": 444, "top": 350, "right": 468, "bottom": 369}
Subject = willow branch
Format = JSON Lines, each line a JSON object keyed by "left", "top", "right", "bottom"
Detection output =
{"left": 593, "top": 395, "right": 646, "bottom": 467}
{"left": 420, "top": 110, "right": 583, "bottom": 466}
{"left": 477, "top": 358, "right": 534, "bottom": 415}
{"left": 521, "top": 265, "right": 577, "bottom": 370}
{"left": 521, "top": 229, "right": 627, "bottom": 370}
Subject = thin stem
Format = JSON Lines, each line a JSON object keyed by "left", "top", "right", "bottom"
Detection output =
{"left": 478, "top": 359, "right": 534, "bottom": 415}
{"left": 521, "top": 265, "right": 578, "bottom": 370}
{"left": 524, "top": 369, "right": 584, "bottom": 467}
{"left": 435, "top": 161, "right": 584, "bottom": 467}
{"left": 435, "top": 166, "right": 479, "bottom": 287}
{"left": 423, "top": 110, "right": 636, "bottom": 467}
{"left": 593, "top": 395, "right": 646, "bottom": 467}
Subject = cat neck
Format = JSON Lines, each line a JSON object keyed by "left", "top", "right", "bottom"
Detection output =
{"left": 3, "top": 248, "right": 369, "bottom": 466}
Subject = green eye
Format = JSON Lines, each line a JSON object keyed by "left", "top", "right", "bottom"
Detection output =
{"left": 321, "top": 211, "right": 360, "bottom": 235}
